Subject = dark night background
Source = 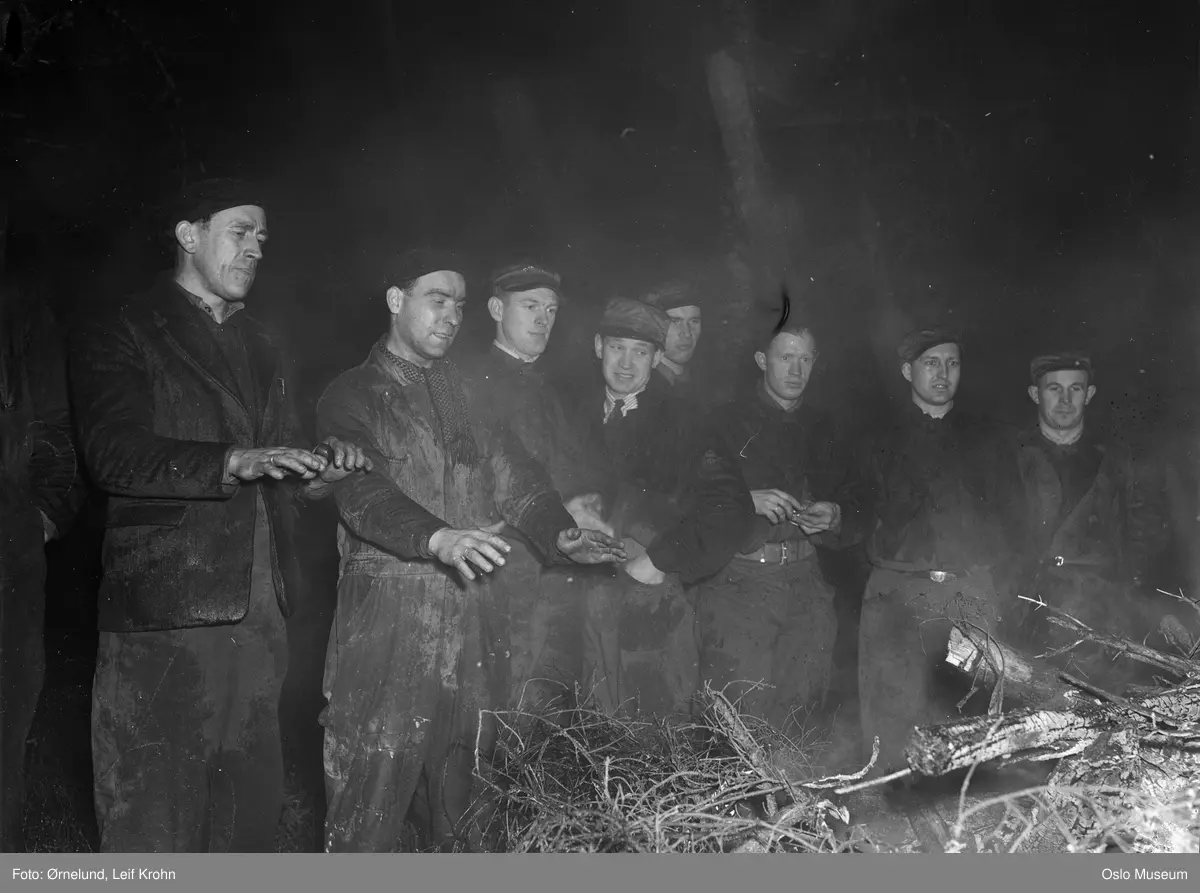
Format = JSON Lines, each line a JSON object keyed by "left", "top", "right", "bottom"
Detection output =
{"left": 3, "top": 0, "right": 1200, "bottom": 851}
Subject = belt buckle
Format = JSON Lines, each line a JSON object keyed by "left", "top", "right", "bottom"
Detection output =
{"left": 779, "top": 542, "right": 789, "bottom": 565}
{"left": 1053, "top": 555, "right": 1065, "bottom": 567}
{"left": 929, "top": 570, "right": 956, "bottom": 583}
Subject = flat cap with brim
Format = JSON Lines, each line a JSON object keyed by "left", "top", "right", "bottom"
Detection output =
{"left": 384, "top": 246, "right": 472, "bottom": 290}
{"left": 642, "top": 278, "right": 703, "bottom": 312}
{"left": 898, "top": 327, "right": 963, "bottom": 363}
{"left": 492, "top": 262, "right": 562, "bottom": 295}
{"left": 597, "top": 297, "right": 669, "bottom": 349}
{"left": 1030, "top": 352, "right": 1093, "bottom": 384}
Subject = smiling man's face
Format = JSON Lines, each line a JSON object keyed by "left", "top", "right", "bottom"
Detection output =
{"left": 387, "top": 270, "right": 467, "bottom": 365}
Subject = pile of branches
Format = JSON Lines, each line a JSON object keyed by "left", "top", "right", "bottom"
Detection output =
{"left": 468, "top": 684, "right": 875, "bottom": 853}
{"left": 902, "top": 593, "right": 1200, "bottom": 853}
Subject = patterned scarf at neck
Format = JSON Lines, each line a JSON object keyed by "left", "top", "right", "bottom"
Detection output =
{"left": 603, "top": 386, "right": 643, "bottom": 423}
{"left": 377, "top": 337, "right": 479, "bottom": 468}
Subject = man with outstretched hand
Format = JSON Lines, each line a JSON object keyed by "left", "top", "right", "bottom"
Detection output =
{"left": 314, "top": 248, "right": 625, "bottom": 852}
{"left": 70, "top": 179, "right": 370, "bottom": 852}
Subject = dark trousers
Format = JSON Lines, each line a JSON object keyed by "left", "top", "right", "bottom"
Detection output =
{"left": 0, "top": 509, "right": 46, "bottom": 852}
{"left": 501, "top": 541, "right": 585, "bottom": 709}
{"left": 697, "top": 555, "right": 837, "bottom": 731}
{"left": 582, "top": 570, "right": 699, "bottom": 718}
{"left": 858, "top": 566, "right": 1003, "bottom": 774}
{"left": 91, "top": 503, "right": 288, "bottom": 852}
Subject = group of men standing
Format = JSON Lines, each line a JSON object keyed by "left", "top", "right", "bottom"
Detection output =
{"left": 0, "top": 179, "right": 1172, "bottom": 853}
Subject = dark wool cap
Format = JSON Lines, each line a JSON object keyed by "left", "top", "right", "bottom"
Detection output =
{"left": 597, "top": 297, "right": 669, "bottom": 349}
{"left": 1030, "top": 351, "right": 1093, "bottom": 384}
{"left": 384, "top": 246, "right": 472, "bottom": 290}
{"left": 492, "top": 261, "right": 562, "bottom": 296}
{"left": 642, "top": 278, "right": 703, "bottom": 312}
{"left": 898, "top": 327, "right": 963, "bottom": 363}
{"left": 168, "top": 177, "right": 266, "bottom": 226}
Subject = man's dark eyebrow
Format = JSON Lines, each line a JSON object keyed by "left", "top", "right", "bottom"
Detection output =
{"left": 425, "top": 288, "right": 463, "bottom": 299}
{"left": 228, "top": 218, "right": 266, "bottom": 235}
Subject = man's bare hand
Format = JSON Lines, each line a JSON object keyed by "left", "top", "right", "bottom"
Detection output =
{"left": 623, "top": 552, "right": 666, "bottom": 585}
{"left": 556, "top": 527, "right": 627, "bottom": 566}
{"left": 227, "top": 446, "right": 325, "bottom": 482}
{"left": 315, "top": 437, "right": 374, "bottom": 484}
{"left": 794, "top": 500, "right": 840, "bottom": 534}
{"left": 751, "top": 488, "right": 807, "bottom": 525}
{"left": 564, "top": 492, "right": 614, "bottom": 536}
{"left": 428, "top": 523, "right": 512, "bottom": 582}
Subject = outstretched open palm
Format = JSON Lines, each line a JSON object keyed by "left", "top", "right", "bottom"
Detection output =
{"left": 556, "top": 527, "right": 627, "bottom": 565}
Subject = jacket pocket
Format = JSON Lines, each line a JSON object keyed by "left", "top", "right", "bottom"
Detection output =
{"left": 106, "top": 500, "right": 190, "bottom": 529}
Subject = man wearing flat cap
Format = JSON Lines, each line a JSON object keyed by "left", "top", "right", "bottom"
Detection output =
{"left": 856, "top": 327, "right": 1023, "bottom": 780}
{"left": 314, "top": 250, "right": 626, "bottom": 851}
{"left": 70, "top": 178, "right": 372, "bottom": 852}
{"left": 575, "top": 297, "right": 754, "bottom": 717}
{"left": 1009, "top": 352, "right": 1168, "bottom": 685}
{"left": 456, "top": 261, "right": 614, "bottom": 710}
{"left": 642, "top": 278, "right": 704, "bottom": 406}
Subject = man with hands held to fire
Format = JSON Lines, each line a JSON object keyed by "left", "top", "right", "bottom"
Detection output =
{"left": 70, "top": 179, "right": 372, "bottom": 853}
{"left": 314, "top": 249, "right": 624, "bottom": 852}
{"left": 573, "top": 297, "right": 755, "bottom": 716}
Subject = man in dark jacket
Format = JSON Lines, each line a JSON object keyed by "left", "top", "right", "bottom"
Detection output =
{"left": 1011, "top": 352, "right": 1168, "bottom": 685}
{"left": 698, "top": 321, "right": 862, "bottom": 731}
{"left": 576, "top": 297, "right": 754, "bottom": 717}
{"left": 314, "top": 250, "right": 625, "bottom": 852}
{"left": 70, "top": 180, "right": 370, "bottom": 852}
{"left": 457, "top": 261, "right": 613, "bottom": 709}
{"left": 0, "top": 279, "right": 85, "bottom": 852}
{"left": 858, "top": 328, "right": 1022, "bottom": 774}
{"left": 642, "top": 278, "right": 704, "bottom": 407}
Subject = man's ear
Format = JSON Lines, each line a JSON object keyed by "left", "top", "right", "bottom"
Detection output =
{"left": 174, "top": 220, "right": 198, "bottom": 255}
{"left": 1027, "top": 385, "right": 1040, "bottom": 405}
{"left": 487, "top": 296, "right": 505, "bottom": 324}
{"left": 901, "top": 362, "right": 913, "bottom": 383}
{"left": 1085, "top": 384, "right": 1097, "bottom": 405}
{"left": 754, "top": 351, "right": 767, "bottom": 373}
{"left": 386, "top": 286, "right": 405, "bottom": 315}
{"left": 593, "top": 334, "right": 603, "bottom": 360}
{"left": 652, "top": 349, "right": 663, "bottom": 369}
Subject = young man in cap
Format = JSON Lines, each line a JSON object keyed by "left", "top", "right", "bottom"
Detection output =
{"left": 1010, "top": 353, "right": 1167, "bottom": 685}
{"left": 577, "top": 296, "right": 754, "bottom": 717}
{"left": 70, "top": 179, "right": 371, "bottom": 852}
{"left": 697, "top": 321, "right": 862, "bottom": 732}
{"left": 314, "top": 250, "right": 626, "bottom": 851}
{"left": 857, "top": 328, "right": 1022, "bottom": 776}
{"left": 642, "top": 278, "right": 704, "bottom": 406}
{"left": 457, "top": 261, "right": 614, "bottom": 709}
{"left": 0, "top": 276, "right": 85, "bottom": 852}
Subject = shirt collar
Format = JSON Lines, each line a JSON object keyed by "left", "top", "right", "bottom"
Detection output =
{"left": 176, "top": 282, "right": 245, "bottom": 323}
{"left": 756, "top": 379, "right": 802, "bottom": 416}
{"left": 659, "top": 356, "right": 685, "bottom": 377}
{"left": 493, "top": 339, "right": 538, "bottom": 365}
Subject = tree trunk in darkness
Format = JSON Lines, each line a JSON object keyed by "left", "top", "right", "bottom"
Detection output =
{"left": 704, "top": 45, "right": 804, "bottom": 400}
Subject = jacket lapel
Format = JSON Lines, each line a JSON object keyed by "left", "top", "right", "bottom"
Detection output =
{"left": 152, "top": 282, "right": 249, "bottom": 419}
{"left": 239, "top": 315, "right": 283, "bottom": 436}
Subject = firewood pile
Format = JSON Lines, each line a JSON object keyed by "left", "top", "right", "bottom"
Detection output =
{"left": 469, "top": 598, "right": 1198, "bottom": 854}
{"left": 903, "top": 596, "right": 1200, "bottom": 853}
{"left": 467, "top": 682, "right": 887, "bottom": 853}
